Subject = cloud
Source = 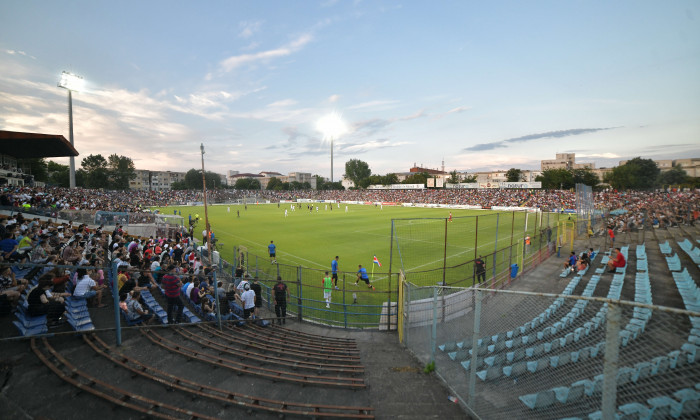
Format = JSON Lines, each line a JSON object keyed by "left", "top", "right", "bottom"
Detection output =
{"left": 238, "top": 20, "right": 263, "bottom": 38}
{"left": 267, "top": 99, "right": 298, "bottom": 107}
{"left": 347, "top": 99, "right": 400, "bottom": 111}
{"left": 463, "top": 128, "right": 617, "bottom": 152}
{"left": 214, "top": 33, "right": 313, "bottom": 75}
{"left": 328, "top": 94, "right": 340, "bottom": 103}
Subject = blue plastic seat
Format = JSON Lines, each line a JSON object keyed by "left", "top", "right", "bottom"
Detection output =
{"left": 502, "top": 361, "right": 527, "bottom": 377}
{"left": 553, "top": 382, "right": 586, "bottom": 404}
{"left": 673, "top": 388, "right": 700, "bottom": 418}
{"left": 518, "top": 390, "right": 556, "bottom": 409}
{"left": 476, "top": 366, "right": 502, "bottom": 381}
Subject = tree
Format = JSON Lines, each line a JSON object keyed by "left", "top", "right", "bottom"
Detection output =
{"left": 47, "top": 161, "right": 70, "bottom": 187}
{"left": 606, "top": 157, "right": 659, "bottom": 190}
{"left": 448, "top": 170, "right": 460, "bottom": 184}
{"left": 536, "top": 168, "right": 574, "bottom": 189}
{"left": 572, "top": 168, "right": 599, "bottom": 187}
{"left": 382, "top": 173, "right": 398, "bottom": 185}
{"left": 81, "top": 154, "right": 109, "bottom": 189}
{"left": 344, "top": 159, "right": 371, "bottom": 189}
{"left": 107, "top": 154, "right": 136, "bottom": 190}
{"left": 462, "top": 174, "right": 477, "bottom": 183}
{"left": 401, "top": 172, "right": 430, "bottom": 186}
{"left": 658, "top": 164, "right": 688, "bottom": 186}
{"left": 266, "top": 177, "right": 289, "bottom": 190}
{"left": 183, "top": 168, "right": 222, "bottom": 189}
{"left": 506, "top": 168, "right": 523, "bottom": 182}
{"left": 233, "top": 178, "right": 261, "bottom": 189}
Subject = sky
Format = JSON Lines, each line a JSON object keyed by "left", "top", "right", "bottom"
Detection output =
{"left": 1, "top": 1, "right": 699, "bottom": 179}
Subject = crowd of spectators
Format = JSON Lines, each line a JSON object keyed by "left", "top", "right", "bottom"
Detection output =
{"left": 0, "top": 210, "right": 242, "bottom": 329}
{"left": 1, "top": 185, "right": 696, "bottom": 216}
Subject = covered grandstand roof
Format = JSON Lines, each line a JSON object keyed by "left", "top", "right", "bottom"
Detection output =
{"left": 0, "top": 130, "right": 79, "bottom": 158}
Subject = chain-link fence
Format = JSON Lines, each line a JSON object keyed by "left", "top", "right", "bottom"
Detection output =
{"left": 401, "top": 282, "right": 700, "bottom": 419}
{"left": 225, "top": 249, "right": 398, "bottom": 329}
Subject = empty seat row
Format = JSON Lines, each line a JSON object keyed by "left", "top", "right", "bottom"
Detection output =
{"left": 678, "top": 238, "right": 700, "bottom": 265}
{"left": 439, "top": 276, "right": 581, "bottom": 354}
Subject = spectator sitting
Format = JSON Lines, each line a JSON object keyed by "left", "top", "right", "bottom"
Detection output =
{"left": 28, "top": 274, "right": 67, "bottom": 326}
{"left": 0, "top": 265, "right": 27, "bottom": 303}
{"left": 73, "top": 268, "right": 107, "bottom": 307}
{"left": 607, "top": 248, "right": 626, "bottom": 273}
{"left": 125, "top": 290, "right": 154, "bottom": 324}
{"left": 563, "top": 251, "right": 578, "bottom": 273}
{"left": 190, "top": 280, "right": 201, "bottom": 305}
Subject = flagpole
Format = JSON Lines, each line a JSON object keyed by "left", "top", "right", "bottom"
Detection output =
{"left": 371, "top": 262, "right": 374, "bottom": 280}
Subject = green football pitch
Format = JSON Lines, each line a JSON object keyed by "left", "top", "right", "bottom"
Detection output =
{"left": 153, "top": 203, "right": 555, "bottom": 281}
{"left": 153, "top": 203, "right": 560, "bottom": 327}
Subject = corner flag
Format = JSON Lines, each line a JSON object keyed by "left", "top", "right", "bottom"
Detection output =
{"left": 373, "top": 255, "right": 382, "bottom": 267}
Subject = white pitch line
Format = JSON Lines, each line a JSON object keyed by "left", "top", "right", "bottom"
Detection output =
{"left": 215, "top": 229, "right": 327, "bottom": 269}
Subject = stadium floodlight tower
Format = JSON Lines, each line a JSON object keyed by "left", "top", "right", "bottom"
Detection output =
{"left": 200, "top": 143, "right": 222, "bottom": 328}
{"left": 57, "top": 71, "right": 84, "bottom": 189}
{"left": 316, "top": 112, "right": 347, "bottom": 184}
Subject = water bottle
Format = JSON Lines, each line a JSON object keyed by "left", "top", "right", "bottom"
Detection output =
{"left": 447, "top": 396, "right": 458, "bottom": 403}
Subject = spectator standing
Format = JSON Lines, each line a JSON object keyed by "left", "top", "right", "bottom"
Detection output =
{"left": 474, "top": 256, "right": 486, "bottom": 284}
{"left": 240, "top": 282, "right": 256, "bottom": 319}
{"left": 250, "top": 277, "right": 262, "bottom": 312}
{"left": 273, "top": 276, "right": 288, "bottom": 325}
{"left": 161, "top": 265, "right": 184, "bottom": 324}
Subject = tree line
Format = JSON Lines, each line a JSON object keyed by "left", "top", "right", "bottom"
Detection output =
{"left": 18, "top": 155, "right": 696, "bottom": 191}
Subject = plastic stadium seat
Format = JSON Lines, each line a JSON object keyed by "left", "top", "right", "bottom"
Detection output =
{"left": 526, "top": 343, "right": 545, "bottom": 358}
{"left": 502, "top": 361, "right": 527, "bottom": 377}
{"left": 476, "top": 366, "right": 502, "bottom": 381}
{"left": 571, "top": 379, "right": 595, "bottom": 397}
{"left": 647, "top": 396, "right": 678, "bottom": 419}
{"left": 518, "top": 390, "right": 556, "bottom": 410}
{"left": 483, "top": 354, "right": 504, "bottom": 367}
{"left": 673, "top": 388, "right": 700, "bottom": 418}
{"left": 632, "top": 361, "right": 653, "bottom": 383}
{"left": 681, "top": 343, "right": 698, "bottom": 364}
{"left": 549, "top": 352, "right": 572, "bottom": 368}
{"left": 526, "top": 358, "right": 549, "bottom": 373}
{"left": 552, "top": 383, "right": 586, "bottom": 404}
{"left": 616, "top": 367, "right": 635, "bottom": 386}
{"left": 507, "top": 348, "right": 526, "bottom": 363}
{"left": 572, "top": 346, "right": 592, "bottom": 363}
{"left": 618, "top": 402, "right": 650, "bottom": 419}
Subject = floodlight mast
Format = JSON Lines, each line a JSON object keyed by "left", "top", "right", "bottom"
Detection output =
{"left": 316, "top": 112, "right": 347, "bottom": 185}
{"left": 200, "top": 143, "right": 222, "bottom": 329}
{"left": 57, "top": 71, "right": 83, "bottom": 189}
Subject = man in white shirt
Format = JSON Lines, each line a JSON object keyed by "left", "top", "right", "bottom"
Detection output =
{"left": 240, "top": 282, "right": 256, "bottom": 319}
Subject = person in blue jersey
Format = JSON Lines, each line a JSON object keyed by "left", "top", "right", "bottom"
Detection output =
{"left": 331, "top": 256, "right": 340, "bottom": 290}
{"left": 355, "top": 264, "right": 374, "bottom": 290}
{"left": 268, "top": 240, "right": 276, "bottom": 264}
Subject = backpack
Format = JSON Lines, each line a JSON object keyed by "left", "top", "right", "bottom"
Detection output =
{"left": 274, "top": 283, "right": 287, "bottom": 301}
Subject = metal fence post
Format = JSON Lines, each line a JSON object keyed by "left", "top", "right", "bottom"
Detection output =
{"left": 213, "top": 270, "right": 222, "bottom": 329}
{"left": 468, "top": 289, "right": 482, "bottom": 406}
{"left": 431, "top": 286, "right": 438, "bottom": 364}
{"left": 601, "top": 303, "right": 621, "bottom": 419}
{"left": 493, "top": 213, "right": 499, "bottom": 281}
{"left": 342, "top": 272, "right": 348, "bottom": 328}
{"left": 297, "top": 266, "right": 303, "bottom": 321}
{"left": 110, "top": 261, "right": 121, "bottom": 346}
